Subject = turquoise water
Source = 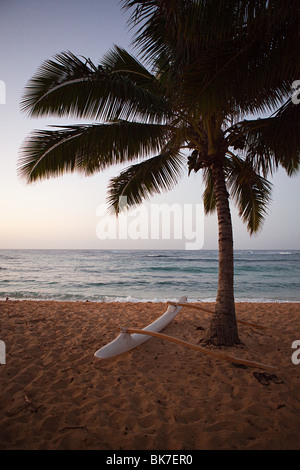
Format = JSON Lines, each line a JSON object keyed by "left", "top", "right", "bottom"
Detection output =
{"left": 0, "top": 249, "right": 299, "bottom": 302}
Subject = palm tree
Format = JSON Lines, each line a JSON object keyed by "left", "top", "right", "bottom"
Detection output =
{"left": 19, "top": 0, "right": 300, "bottom": 345}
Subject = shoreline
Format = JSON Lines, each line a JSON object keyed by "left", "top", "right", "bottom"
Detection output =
{"left": 1, "top": 297, "right": 300, "bottom": 304}
{"left": 0, "top": 300, "right": 299, "bottom": 450}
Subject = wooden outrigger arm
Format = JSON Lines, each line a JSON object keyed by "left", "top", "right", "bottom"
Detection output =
{"left": 123, "top": 327, "right": 277, "bottom": 371}
{"left": 167, "top": 301, "right": 271, "bottom": 330}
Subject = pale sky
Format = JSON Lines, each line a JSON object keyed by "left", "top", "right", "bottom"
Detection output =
{"left": 0, "top": 0, "right": 299, "bottom": 250}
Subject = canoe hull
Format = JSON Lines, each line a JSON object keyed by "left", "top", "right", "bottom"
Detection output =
{"left": 94, "top": 296, "right": 187, "bottom": 359}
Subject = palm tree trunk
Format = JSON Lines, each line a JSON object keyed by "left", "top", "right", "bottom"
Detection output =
{"left": 205, "top": 161, "right": 240, "bottom": 346}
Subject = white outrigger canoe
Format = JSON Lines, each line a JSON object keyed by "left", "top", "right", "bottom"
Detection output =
{"left": 94, "top": 296, "right": 187, "bottom": 359}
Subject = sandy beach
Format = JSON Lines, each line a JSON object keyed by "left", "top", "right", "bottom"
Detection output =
{"left": 0, "top": 299, "right": 299, "bottom": 450}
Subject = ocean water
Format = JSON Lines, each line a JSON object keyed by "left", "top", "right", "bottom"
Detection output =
{"left": 0, "top": 249, "right": 299, "bottom": 303}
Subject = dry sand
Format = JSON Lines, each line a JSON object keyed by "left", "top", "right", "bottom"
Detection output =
{"left": 0, "top": 300, "right": 299, "bottom": 450}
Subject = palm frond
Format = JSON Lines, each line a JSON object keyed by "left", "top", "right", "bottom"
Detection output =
{"left": 107, "top": 149, "right": 184, "bottom": 213}
{"left": 122, "top": 0, "right": 300, "bottom": 118}
{"left": 20, "top": 51, "right": 97, "bottom": 118}
{"left": 20, "top": 48, "right": 170, "bottom": 123}
{"left": 226, "top": 100, "right": 300, "bottom": 177}
{"left": 202, "top": 167, "right": 216, "bottom": 214}
{"left": 102, "top": 45, "right": 155, "bottom": 85}
{"left": 18, "top": 121, "right": 167, "bottom": 182}
{"left": 122, "top": 1, "right": 237, "bottom": 63}
{"left": 226, "top": 156, "right": 272, "bottom": 234}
